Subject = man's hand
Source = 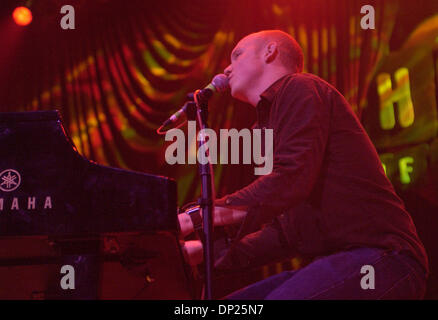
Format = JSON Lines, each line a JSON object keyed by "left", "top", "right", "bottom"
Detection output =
{"left": 178, "top": 206, "right": 247, "bottom": 238}
{"left": 181, "top": 240, "right": 204, "bottom": 266}
{"left": 213, "top": 206, "right": 247, "bottom": 226}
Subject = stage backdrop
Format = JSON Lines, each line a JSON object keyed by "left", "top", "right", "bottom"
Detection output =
{"left": 0, "top": 0, "right": 401, "bottom": 204}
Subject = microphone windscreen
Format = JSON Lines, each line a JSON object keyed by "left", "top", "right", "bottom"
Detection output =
{"left": 211, "top": 74, "right": 229, "bottom": 92}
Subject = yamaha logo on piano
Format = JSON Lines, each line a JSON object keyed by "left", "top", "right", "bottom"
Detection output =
{"left": 0, "top": 169, "right": 53, "bottom": 211}
{"left": 0, "top": 169, "right": 21, "bottom": 192}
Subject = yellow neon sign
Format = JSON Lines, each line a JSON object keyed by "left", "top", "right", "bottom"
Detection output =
{"left": 376, "top": 67, "right": 414, "bottom": 130}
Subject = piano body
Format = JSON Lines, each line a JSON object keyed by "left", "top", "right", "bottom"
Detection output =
{"left": 0, "top": 110, "right": 192, "bottom": 299}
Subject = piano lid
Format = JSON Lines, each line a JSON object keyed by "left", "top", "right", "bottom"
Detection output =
{"left": 0, "top": 110, "right": 177, "bottom": 236}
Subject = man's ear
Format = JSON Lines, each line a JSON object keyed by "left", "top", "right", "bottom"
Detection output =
{"left": 264, "top": 42, "right": 278, "bottom": 63}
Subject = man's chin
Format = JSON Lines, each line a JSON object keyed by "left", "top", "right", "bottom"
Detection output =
{"left": 230, "top": 88, "right": 245, "bottom": 102}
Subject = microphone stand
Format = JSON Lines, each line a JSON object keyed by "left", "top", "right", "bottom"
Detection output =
{"left": 188, "top": 89, "right": 215, "bottom": 300}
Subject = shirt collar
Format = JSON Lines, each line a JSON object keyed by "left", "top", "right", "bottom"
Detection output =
{"left": 255, "top": 74, "right": 292, "bottom": 126}
{"left": 258, "top": 73, "right": 291, "bottom": 105}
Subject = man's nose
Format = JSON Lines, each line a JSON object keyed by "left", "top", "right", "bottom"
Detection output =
{"left": 224, "top": 65, "right": 232, "bottom": 76}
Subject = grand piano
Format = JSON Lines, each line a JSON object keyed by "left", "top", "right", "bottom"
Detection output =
{"left": 0, "top": 110, "right": 193, "bottom": 299}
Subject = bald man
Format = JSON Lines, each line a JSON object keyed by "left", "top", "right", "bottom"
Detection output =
{"left": 179, "top": 30, "right": 428, "bottom": 299}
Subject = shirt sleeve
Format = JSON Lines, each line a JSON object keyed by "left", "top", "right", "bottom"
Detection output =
{"left": 218, "top": 76, "right": 331, "bottom": 213}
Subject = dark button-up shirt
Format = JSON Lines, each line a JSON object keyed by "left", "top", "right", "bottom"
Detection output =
{"left": 217, "top": 72, "right": 428, "bottom": 274}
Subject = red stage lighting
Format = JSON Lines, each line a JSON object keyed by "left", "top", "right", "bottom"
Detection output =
{"left": 12, "top": 6, "right": 33, "bottom": 26}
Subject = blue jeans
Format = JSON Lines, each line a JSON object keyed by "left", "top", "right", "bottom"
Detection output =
{"left": 225, "top": 247, "right": 427, "bottom": 300}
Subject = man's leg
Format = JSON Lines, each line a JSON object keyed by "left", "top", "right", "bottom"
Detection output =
{"left": 226, "top": 269, "right": 298, "bottom": 300}
{"left": 266, "top": 247, "right": 426, "bottom": 299}
{"left": 227, "top": 247, "right": 427, "bottom": 299}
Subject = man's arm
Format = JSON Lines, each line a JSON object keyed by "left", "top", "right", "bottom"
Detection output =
{"left": 178, "top": 206, "right": 248, "bottom": 237}
{"left": 220, "top": 77, "right": 331, "bottom": 212}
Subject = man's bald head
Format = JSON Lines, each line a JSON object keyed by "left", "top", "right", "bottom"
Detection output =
{"left": 250, "top": 30, "right": 304, "bottom": 74}
{"left": 224, "top": 29, "right": 304, "bottom": 106}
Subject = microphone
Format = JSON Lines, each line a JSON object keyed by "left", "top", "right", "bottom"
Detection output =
{"left": 187, "top": 73, "right": 229, "bottom": 101}
{"left": 161, "top": 74, "right": 229, "bottom": 127}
